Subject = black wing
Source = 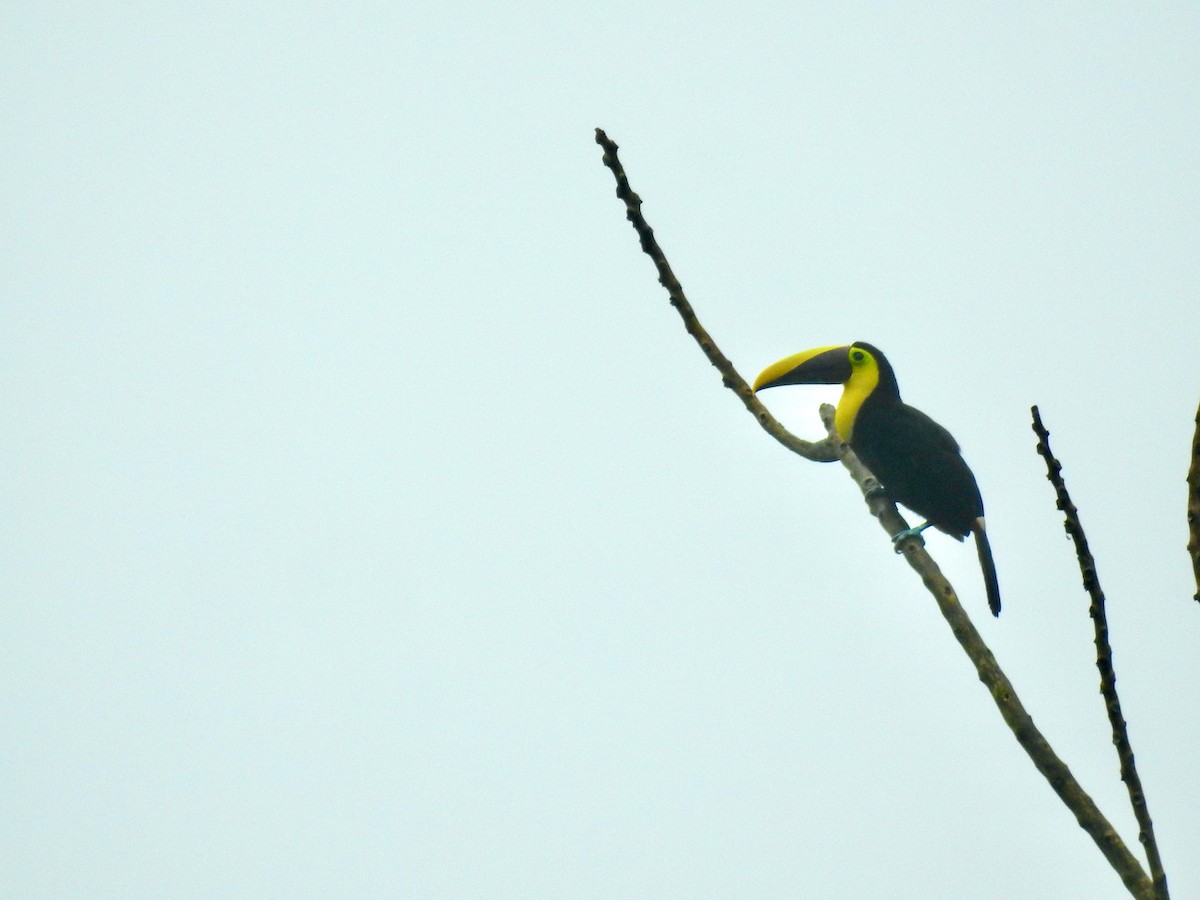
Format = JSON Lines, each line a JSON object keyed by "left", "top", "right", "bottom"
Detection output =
{"left": 850, "top": 402, "right": 984, "bottom": 538}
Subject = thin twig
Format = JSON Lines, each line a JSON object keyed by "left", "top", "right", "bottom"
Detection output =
{"left": 1032, "top": 406, "right": 1168, "bottom": 899}
{"left": 1187, "top": 397, "right": 1200, "bottom": 604}
{"left": 595, "top": 128, "right": 1157, "bottom": 900}
{"left": 594, "top": 128, "right": 838, "bottom": 464}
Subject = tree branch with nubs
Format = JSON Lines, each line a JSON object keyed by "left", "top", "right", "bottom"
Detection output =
{"left": 595, "top": 127, "right": 1160, "bottom": 900}
{"left": 1033, "top": 407, "right": 1168, "bottom": 899}
{"left": 1188, "top": 398, "right": 1200, "bottom": 604}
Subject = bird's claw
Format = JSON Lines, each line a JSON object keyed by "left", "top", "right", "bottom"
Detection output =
{"left": 890, "top": 523, "right": 931, "bottom": 554}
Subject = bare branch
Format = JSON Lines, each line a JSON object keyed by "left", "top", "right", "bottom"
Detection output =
{"left": 1033, "top": 406, "right": 1169, "bottom": 899}
{"left": 594, "top": 128, "right": 838, "bottom": 464}
{"left": 595, "top": 129, "right": 1158, "bottom": 900}
{"left": 1188, "top": 397, "right": 1200, "bottom": 604}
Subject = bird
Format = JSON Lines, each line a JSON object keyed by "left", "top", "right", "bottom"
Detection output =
{"left": 752, "top": 341, "right": 1001, "bottom": 616}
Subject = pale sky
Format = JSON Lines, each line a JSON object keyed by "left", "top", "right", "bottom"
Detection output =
{"left": 4, "top": 3, "right": 1199, "bottom": 898}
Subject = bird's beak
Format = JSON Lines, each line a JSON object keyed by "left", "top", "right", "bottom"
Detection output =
{"left": 752, "top": 345, "right": 852, "bottom": 392}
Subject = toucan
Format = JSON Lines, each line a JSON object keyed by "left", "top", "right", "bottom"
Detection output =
{"left": 753, "top": 341, "right": 1001, "bottom": 617}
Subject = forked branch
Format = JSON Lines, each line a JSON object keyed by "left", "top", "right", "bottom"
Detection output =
{"left": 595, "top": 127, "right": 1158, "bottom": 900}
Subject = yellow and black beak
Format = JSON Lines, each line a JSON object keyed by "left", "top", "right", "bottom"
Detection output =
{"left": 752, "top": 345, "right": 852, "bottom": 392}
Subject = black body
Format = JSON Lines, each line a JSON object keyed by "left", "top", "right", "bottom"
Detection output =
{"left": 754, "top": 341, "right": 1001, "bottom": 616}
{"left": 849, "top": 343, "right": 999, "bottom": 615}
{"left": 852, "top": 387, "right": 983, "bottom": 539}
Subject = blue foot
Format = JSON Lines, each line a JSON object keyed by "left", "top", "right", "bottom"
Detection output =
{"left": 891, "top": 521, "right": 932, "bottom": 553}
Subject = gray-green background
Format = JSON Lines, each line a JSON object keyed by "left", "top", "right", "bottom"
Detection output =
{"left": 5, "top": 3, "right": 1198, "bottom": 898}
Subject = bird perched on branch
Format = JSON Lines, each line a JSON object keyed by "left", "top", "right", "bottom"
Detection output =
{"left": 753, "top": 341, "right": 1001, "bottom": 617}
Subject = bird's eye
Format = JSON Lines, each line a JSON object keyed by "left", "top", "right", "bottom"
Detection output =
{"left": 851, "top": 350, "right": 865, "bottom": 363}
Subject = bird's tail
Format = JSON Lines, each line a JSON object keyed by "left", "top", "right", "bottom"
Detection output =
{"left": 972, "top": 519, "right": 1001, "bottom": 617}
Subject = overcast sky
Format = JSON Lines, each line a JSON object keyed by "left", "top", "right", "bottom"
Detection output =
{"left": 4, "top": 3, "right": 1199, "bottom": 898}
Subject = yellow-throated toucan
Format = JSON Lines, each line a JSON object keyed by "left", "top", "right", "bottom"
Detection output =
{"left": 753, "top": 341, "right": 1001, "bottom": 616}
